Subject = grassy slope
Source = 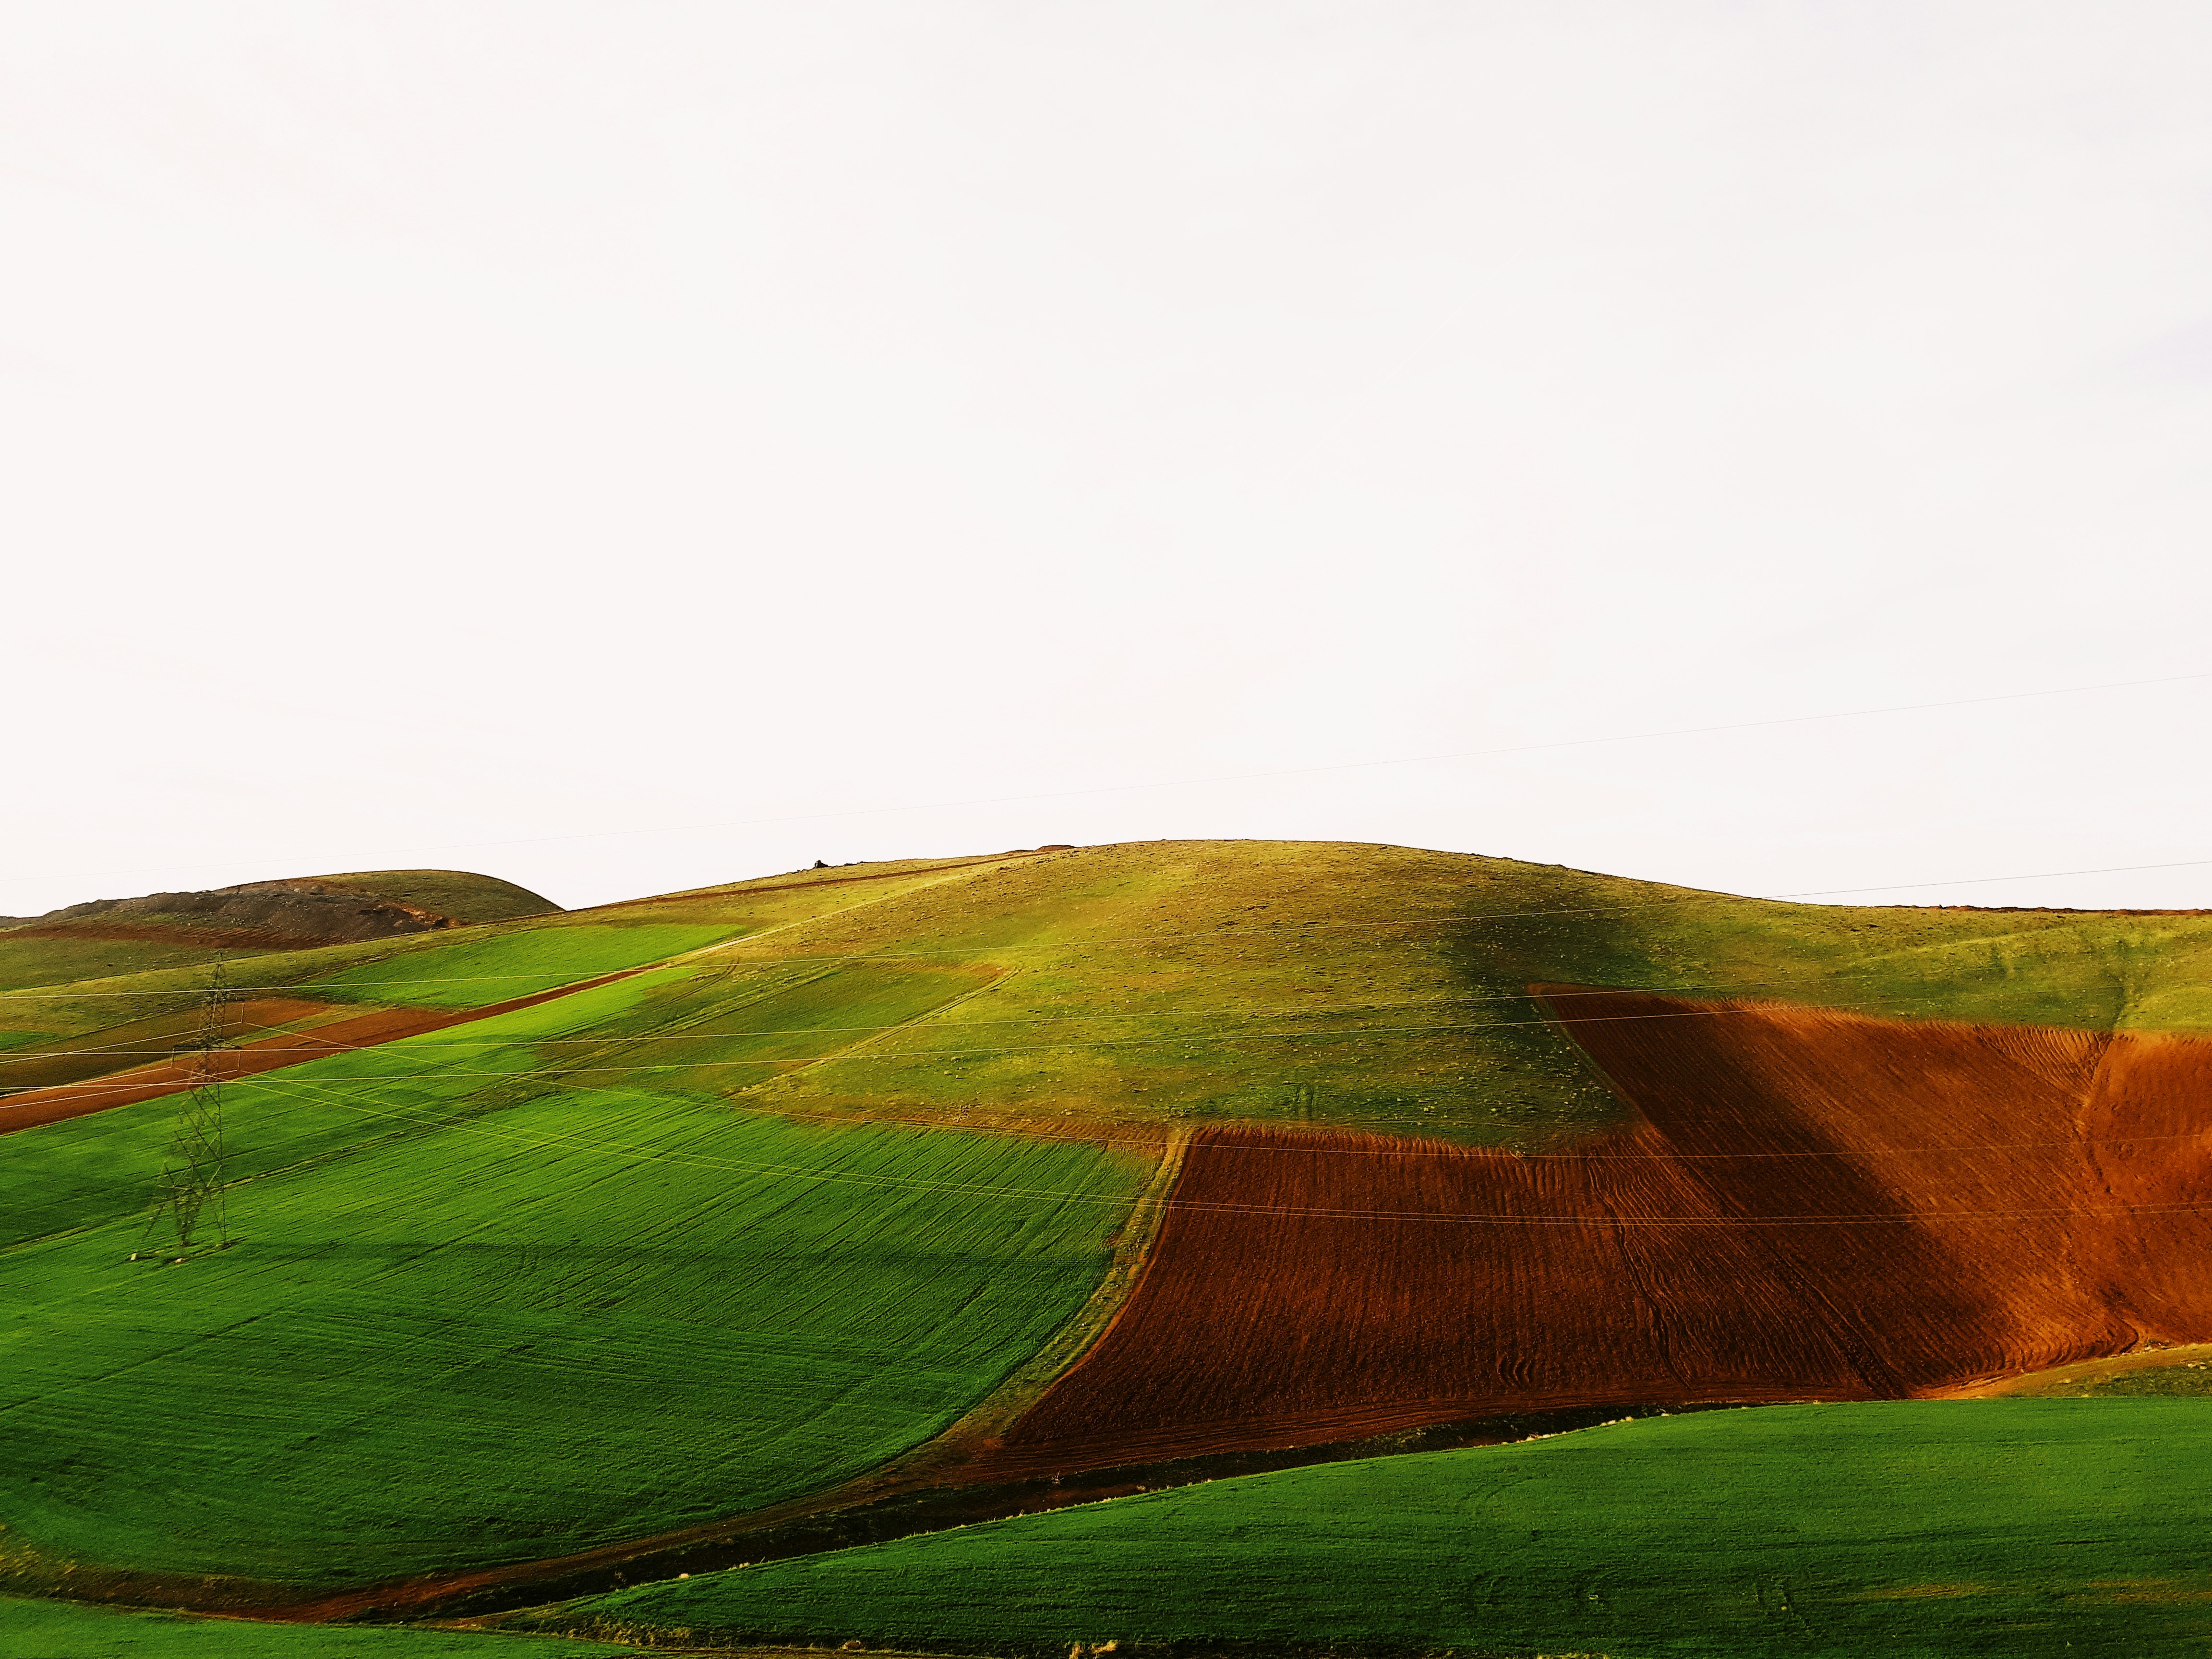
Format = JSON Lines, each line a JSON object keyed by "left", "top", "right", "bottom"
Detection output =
{"left": 0, "top": 855, "right": 1019, "bottom": 1045}
{"left": 571, "top": 1398, "right": 2212, "bottom": 1658}
{"left": 2055, "top": 1366, "right": 2212, "bottom": 1397}
{"left": 0, "top": 1598, "right": 636, "bottom": 1658}
{"left": 659, "top": 841, "right": 2212, "bottom": 1142}
{"left": 0, "top": 922, "right": 741, "bottom": 1104}
{"left": 306, "top": 923, "right": 734, "bottom": 1006}
{"left": 0, "top": 933, "right": 235, "bottom": 996}
{"left": 1, "top": 958, "right": 1147, "bottom": 1589}
{"left": 0, "top": 871, "right": 563, "bottom": 995}
{"left": 1975, "top": 1345, "right": 2212, "bottom": 1398}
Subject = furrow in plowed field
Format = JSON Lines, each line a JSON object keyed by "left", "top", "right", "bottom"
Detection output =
{"left": 976, "top": 989, "right": 2212, "bottom": 1476}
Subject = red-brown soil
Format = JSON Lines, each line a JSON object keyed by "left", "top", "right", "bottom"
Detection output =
{"left": 0, "top": 997, "right": 338, "bottom": 1095}
{"left": 0, "top": 970, "right": 645, "bottom": 1135}
{"left": 975, "top": 989, "right": 2212, "bottom": 1477}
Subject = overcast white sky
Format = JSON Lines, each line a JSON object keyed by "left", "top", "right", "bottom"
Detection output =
{"left": 4, "top": 1, "right": 2209, "bottom": 915}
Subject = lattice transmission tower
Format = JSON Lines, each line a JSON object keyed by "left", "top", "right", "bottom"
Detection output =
{"left": 136, "top": 964, "right": 236, "bottom": 1262}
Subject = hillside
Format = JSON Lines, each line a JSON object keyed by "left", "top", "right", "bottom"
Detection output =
{"left": 0, "top": 868, "right": 561, "bottom": 995}
{"left": 4, "top": 840, "right": 2211, "bottom": 1653}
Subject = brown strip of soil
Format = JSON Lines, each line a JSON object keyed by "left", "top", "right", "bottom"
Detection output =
{"left": 972, "top": 988, "right": 2212, "bottom": 1478}
{"left": 0, "top": 998, "right": 337, "bottom": 1095}
{"left": 0, "top": 970, "right": 648, "bottom": 1135}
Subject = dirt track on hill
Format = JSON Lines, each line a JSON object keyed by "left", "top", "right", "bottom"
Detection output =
{"left": 976, "top": 989, "right": 2212, "bottom": 1476}
{"left": 0, "top": 970, "right": 647, "bottom": 1135}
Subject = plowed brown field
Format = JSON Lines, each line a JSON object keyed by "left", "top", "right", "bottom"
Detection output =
{"left": 979, "top": 989, "right": 2212, "bottom": 1477}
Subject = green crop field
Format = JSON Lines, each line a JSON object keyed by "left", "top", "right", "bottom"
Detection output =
{"left": 0, "top": 932, "right": 239, "bottom": 996}
{"left": 1, "top": 972, "right": 1149, "bottom": 1591}
{"left": 0, "top": 1596, "right": 637, "bottom": 1658}
{"left": 303, "top": 923, "right": 740, "bottom": 1008}
{"left": 568, "top": 1398, "right": 2212, "bottom": 1658}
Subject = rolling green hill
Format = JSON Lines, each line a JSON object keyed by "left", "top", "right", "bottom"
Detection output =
{"left": 0, "top": 855, "right": 1016, "bottom": 1100}
{"left": 6, "top": 839, "right": 2211, "bottom": 1648}
{"left": 536, "top": 839, "right": 2212, "bottom": 1144}
{"left": 16, "top": 841, "right": 2208, "bottom": 1134}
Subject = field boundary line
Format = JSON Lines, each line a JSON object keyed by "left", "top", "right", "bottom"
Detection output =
{"left": 921, "top": 1122, "right": 1193, "bottom": 1460}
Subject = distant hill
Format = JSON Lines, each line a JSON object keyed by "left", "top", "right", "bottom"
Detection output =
{"left": 305, "top": 868, "right": 562, "bottom": 926}
{"left": 0, "top": 869, "right": 559, "bottom": 992}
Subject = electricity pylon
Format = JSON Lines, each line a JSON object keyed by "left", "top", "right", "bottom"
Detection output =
{"left": 137, "top": 965, "right": 235, "bottom": 1261}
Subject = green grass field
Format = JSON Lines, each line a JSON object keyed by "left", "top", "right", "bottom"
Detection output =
{"left": 0, "top": 932, "right": 239, "bottom": 997}
{"left": 569, "top": 1398, "right": 2212, "bottom": 1658}
{"left": 0, "top": 1597, "right": 636, "bottom": 1658}
{"left": 1, "top": 976, "right": 1149, "bottom": 1590}
{"left": 302, "top": 923, "right": 738, "bottom": 1007}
